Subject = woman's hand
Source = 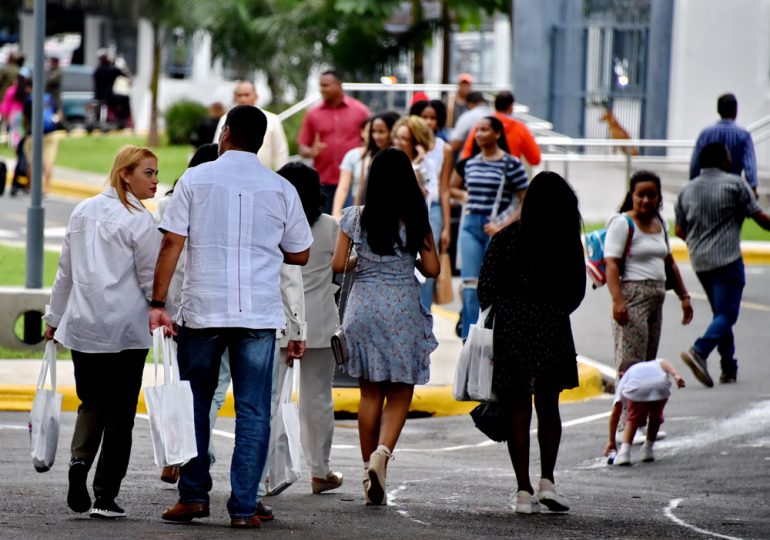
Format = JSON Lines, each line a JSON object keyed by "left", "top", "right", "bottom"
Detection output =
{"left": 440, "top": 226, "right": 451, "bottom": 252}
{"left": 680, "top": 296, "right": 693, "bottom": 325}
{"left": 612, "top": 299, "right": 629, "bottom": 325}
{"left": 483, "top": 220, "right": 504, "bottom": 237}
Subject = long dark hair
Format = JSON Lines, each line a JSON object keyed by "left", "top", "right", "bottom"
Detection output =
{"left": 470, "top": 115, "right": 509, "bottom": 157}
{"left": 519, "top": 171, "right": 583, "bottom": 283}
{"left": 167, "top": 143, "right": 219, "bottom": 195}
{"left": 366, "top": 111, "right": 399, "bottom": 157}
{"left": 361, "top": 147, "right": 431, "bottom": 256}
{"left": 277, "top": 162, "right": 324, "bottom": 226}
{"left": 619, "top": 170, "right": 662, "bottom": 212}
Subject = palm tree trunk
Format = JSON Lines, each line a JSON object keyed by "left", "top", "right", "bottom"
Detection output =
{"left": 411, "top": 0, "right": 425, "bottom": 84}
{"left": 440, "top": 0, "right": 451, "bottom": 87}
{"left": 147, "top": 22, "right": 162, "bottom": 147}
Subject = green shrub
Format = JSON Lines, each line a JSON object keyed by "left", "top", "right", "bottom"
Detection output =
{"left": 164, "top": 100, "right": 207, "bottom": 145}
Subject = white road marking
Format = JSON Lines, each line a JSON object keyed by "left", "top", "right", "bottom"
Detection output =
{"left": 44, "top": 227, "right": 67, "bottom": 238}
{"left": 0, "top": 229, "right": 18, "bottom": 239}
{"left": 664, "top": 498, "right": 743, "bottom": 540}
{"left": 0, "top": 424, "right": 27, "bottom": 430}
{"left": 690, "top": 291, "right": 770, "bottom": 312}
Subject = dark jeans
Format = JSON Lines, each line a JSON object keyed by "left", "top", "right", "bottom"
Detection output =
{"left": 176, "top": 326, "right": 275, "bottom": 519}
{"left": 71, "top": 348, "right": 147, "bottom": 502}
{"left": 693, "top": 258, "right": 745, "bottom": 376}
{"left": 321, "top": 183, "right": 337, "bottom": 215}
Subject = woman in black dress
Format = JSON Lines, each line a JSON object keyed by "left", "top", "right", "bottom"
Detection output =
{"left": 477, "top": 171, "right": 585, "bottom": 514}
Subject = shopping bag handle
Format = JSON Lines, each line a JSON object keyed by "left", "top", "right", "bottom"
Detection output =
{"left": 36, "top": 340, "right": 57, "bottom": 392}
{"left": 279, "top": 365, "right": 296, "bottom": 405}
{"left": 152, "top": 327, "right": 180, "bottom": 385}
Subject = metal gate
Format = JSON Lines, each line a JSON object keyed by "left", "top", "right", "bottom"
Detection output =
{"left": 549, "top": 4, "right": 651, "bottom": 145}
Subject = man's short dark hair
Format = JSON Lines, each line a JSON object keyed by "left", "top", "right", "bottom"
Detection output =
{"left": 717, "top": 93, "right": 737, "bottom": 119}
{"left": 494, "top": 91, "right": 515, "bottom": 112}
{"left": 321, "top": 69, "right": 343, "bottom": 83}
{"left": 467, "top": 91, "right": 487, "bottom": 105}
{"left": 698, "top": 142, "right": 730, "bottom": 171}
{"left": 224, "top": 105, "right": 267, "bottom": 154}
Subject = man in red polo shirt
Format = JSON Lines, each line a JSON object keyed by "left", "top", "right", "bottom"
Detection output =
{"left": 298, "top": 70, "right": 370, "bottom": 213}
{"left": 460, "top": 91, "right": 541, "bottom": 166}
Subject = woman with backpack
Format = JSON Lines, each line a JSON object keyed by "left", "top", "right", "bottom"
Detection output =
{"left": 605, "top": 170, "right": 693, "bottom": 372}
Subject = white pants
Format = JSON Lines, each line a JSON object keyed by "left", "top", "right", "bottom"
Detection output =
{"left": 276, "top": 347, "right": 336, "bottom": 478}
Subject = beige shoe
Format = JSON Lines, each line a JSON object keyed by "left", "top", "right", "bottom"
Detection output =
{"left": 312, "top": 472, "right": 344, "bottom": 494}
{"left": 362, "top": 473, "right": 373, "bottom": 505}
{"left": 366, "top": 446, "right": 392, "bottom": 505}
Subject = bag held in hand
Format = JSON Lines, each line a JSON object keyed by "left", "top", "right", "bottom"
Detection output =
{"left": 267, "top": 366, "right": 302, "bottom": 495}
{"left": 144, "top": 328, "right": 197, "bottom": 468}
{"left": 453, "top": 306, "right": 496, "bottom": 402}
{"left": 29, "top": 340, "right": 62, "bottom": 472}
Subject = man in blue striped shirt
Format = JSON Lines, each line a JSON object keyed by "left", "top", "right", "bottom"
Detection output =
{"left": 689, "top": 94, "right": 757, "bottom": 195}
{"left": 676, "top": 143, "right": 770, "bottom": 387}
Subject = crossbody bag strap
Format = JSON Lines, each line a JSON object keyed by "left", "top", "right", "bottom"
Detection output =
{"left": 335, "top": 208, "right": 358, "bottom": 322}
{"left": 490, "top": 154, "right": 510, "bottom": 219}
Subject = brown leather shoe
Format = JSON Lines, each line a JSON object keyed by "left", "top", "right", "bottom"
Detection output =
{"left": 161, "top": 501, "right": 210, "bottom": 522}
{"left": 231, "top": 515, "right": 261, "bottom": 528}
{"left": 160, "top": 465, "right": 179, "bottom": 484}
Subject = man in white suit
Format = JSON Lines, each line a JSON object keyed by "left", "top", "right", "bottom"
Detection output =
{"left": 213, "top": 80, "right": 289, "bottom": 171}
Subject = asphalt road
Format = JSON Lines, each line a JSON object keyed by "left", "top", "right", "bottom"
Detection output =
{"left": 2, "top": 193, "right": 770, "bottom": 539}
{"left": 0, "top": 193, "right": 80, "bottom": 251}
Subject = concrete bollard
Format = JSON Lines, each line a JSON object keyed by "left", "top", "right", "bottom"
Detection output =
{"left": 0, "top": 287, "right": 51, "bottom": 351}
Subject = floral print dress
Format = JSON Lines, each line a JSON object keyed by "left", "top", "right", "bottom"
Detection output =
{"left": 339, "top": 206, "right": 437, "bottom": 384}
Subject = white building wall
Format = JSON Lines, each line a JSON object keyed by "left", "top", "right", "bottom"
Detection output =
{"left": 668, "top": 0, "right": 770, "bottom": 171}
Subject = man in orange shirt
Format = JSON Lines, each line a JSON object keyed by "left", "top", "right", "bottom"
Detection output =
{"left": 460, "top": 91, "right": 541, "bottom": 166}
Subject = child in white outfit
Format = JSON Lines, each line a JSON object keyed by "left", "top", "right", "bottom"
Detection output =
{"left": 604, "top": 358, "right": 686, "bottom": 465}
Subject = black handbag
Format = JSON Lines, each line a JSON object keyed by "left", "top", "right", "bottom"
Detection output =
{"left": 470, "top": 401, "right": 511, "bottom": 442}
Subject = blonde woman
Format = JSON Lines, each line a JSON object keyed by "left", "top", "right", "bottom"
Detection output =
{"left": 44, "top": 145, "right": 161, "bottom": 520}
{"left": 392, "top": 115, "right": 435, "bottom": 197}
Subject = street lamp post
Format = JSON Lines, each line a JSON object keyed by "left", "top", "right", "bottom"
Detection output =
{"left": 24, "top": 0, "right": 46, "bottom": 343}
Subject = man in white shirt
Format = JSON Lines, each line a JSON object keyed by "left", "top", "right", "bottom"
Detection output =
{"left": 449, "top": 91, "right": 494, "bottom": 154}
{"left": 212, "top": 80, "right": 289, "bottom": 171}
{"left": 150, "top": 105, "right": 313, "bottom": 528}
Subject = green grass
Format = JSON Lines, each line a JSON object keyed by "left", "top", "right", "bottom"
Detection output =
{"left": 0, "top": 244, "right": 157, "bottom": 362}
{"left": 0, "top": 133, "right": 190, "bottom": 184}
{"left": 583, "top": 220, "right": 770, "bottom": 241}
{"left": 55, "top": 134, "right": 192, "bottom": 185}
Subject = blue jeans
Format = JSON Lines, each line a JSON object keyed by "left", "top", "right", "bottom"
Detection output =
{"left": 420, "top": 201, "right": 444, "bottom": 310}
{"left": 458, "top": 212, "right": 492, "bottom": 338}
{"left": 176, "top": 326, "right": 275, "bottom": 519}
{"left": 693, "top": 258, "right": 745, "bottom": 376}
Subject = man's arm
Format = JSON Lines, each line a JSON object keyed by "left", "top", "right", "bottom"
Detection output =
{"left": 743, "top": 132, "right": 758, "bottom": 190}
{"left": 519, "top": 124, "right": 542, "bottom": 166}
{"left": 149, "top": 232, "right": 186, "bottom": 334}
{"left": 752, "top": 209, "right": 770, "bottom": 231}
{"left": 282, "top": 248, "right": 310, "bottom": 266}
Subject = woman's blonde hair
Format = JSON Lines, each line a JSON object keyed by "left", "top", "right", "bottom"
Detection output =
{"left": 108, "top": 145, "right": 157, "bottom": 212}
{"left": 393, "top": 115, "right": 434, "bottom": 152}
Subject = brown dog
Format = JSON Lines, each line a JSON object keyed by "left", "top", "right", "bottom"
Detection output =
{"left": 600, "top": 108, "right": 638, "bottom": 156}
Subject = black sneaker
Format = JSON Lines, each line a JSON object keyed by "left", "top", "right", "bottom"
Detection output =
{"left": 719, "top": 372, "right": 737, "bottom": 383}
{"left": 90, "top": 498, "right": 126, "bottom": 519}
{"left": 67, "top": 458, "right": 91, "bottom": 513}
{"left": 680, "top": 348, "right": 713, "bottom": 387}
{"left": 256, "top": 501, "right": 274, "bottom": 521}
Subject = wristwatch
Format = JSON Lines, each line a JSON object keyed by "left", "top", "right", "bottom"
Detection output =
{"left": 150, "top": 299, "right": 166, "bottom": 308}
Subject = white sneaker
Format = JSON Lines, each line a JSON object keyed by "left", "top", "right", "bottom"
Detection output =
{"left": 614, "top": 444, "right": 631, "bottom": 466}
{"left": 513, "top": 490, "right": 540, "bottom": 514}
{"left": 537, "top": 478, "right": 569, "bottom": 512}
{"left": 641, "top": 441, "right": 655, "bottom": 463}
{"left": 367, "top": 446, "right": 392, "bottom": 505}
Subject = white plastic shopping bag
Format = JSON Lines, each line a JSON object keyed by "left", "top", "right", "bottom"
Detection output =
{"left": 29, "top": 340, "right": 62, "bottom": 472}
{"left": 463, "top": 306, "right": 497, "bottom": 402}
{"left": 453, "top": 335, "right": 472, "bottom": 401}
{"left": 266, "top": 366, "right": 302, "bottom": 495}
{"left": 144, "top": 328, "right": 197, "bottom": 467}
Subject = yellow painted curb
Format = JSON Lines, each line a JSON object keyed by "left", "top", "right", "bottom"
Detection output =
{"left": 0, "top": 362, "right": 603, "bottom": 417}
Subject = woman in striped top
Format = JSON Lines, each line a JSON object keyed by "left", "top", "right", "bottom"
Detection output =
{"left": 452, "top": 116, "right": 528, "bottom": 338}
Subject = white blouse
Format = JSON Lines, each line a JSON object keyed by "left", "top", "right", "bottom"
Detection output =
{"left": 45, "top": 187, "right": 162, "bottom": 353}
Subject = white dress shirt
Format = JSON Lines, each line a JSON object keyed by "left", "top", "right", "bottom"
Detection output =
{"left": 159, "top": 150, "right": 313, "bottom": 330}
{"left": 213, "top": 108, "right": 289, "bottom": 171}
{"left": 45, "top": 187, "right": 162, "bottom": 353}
